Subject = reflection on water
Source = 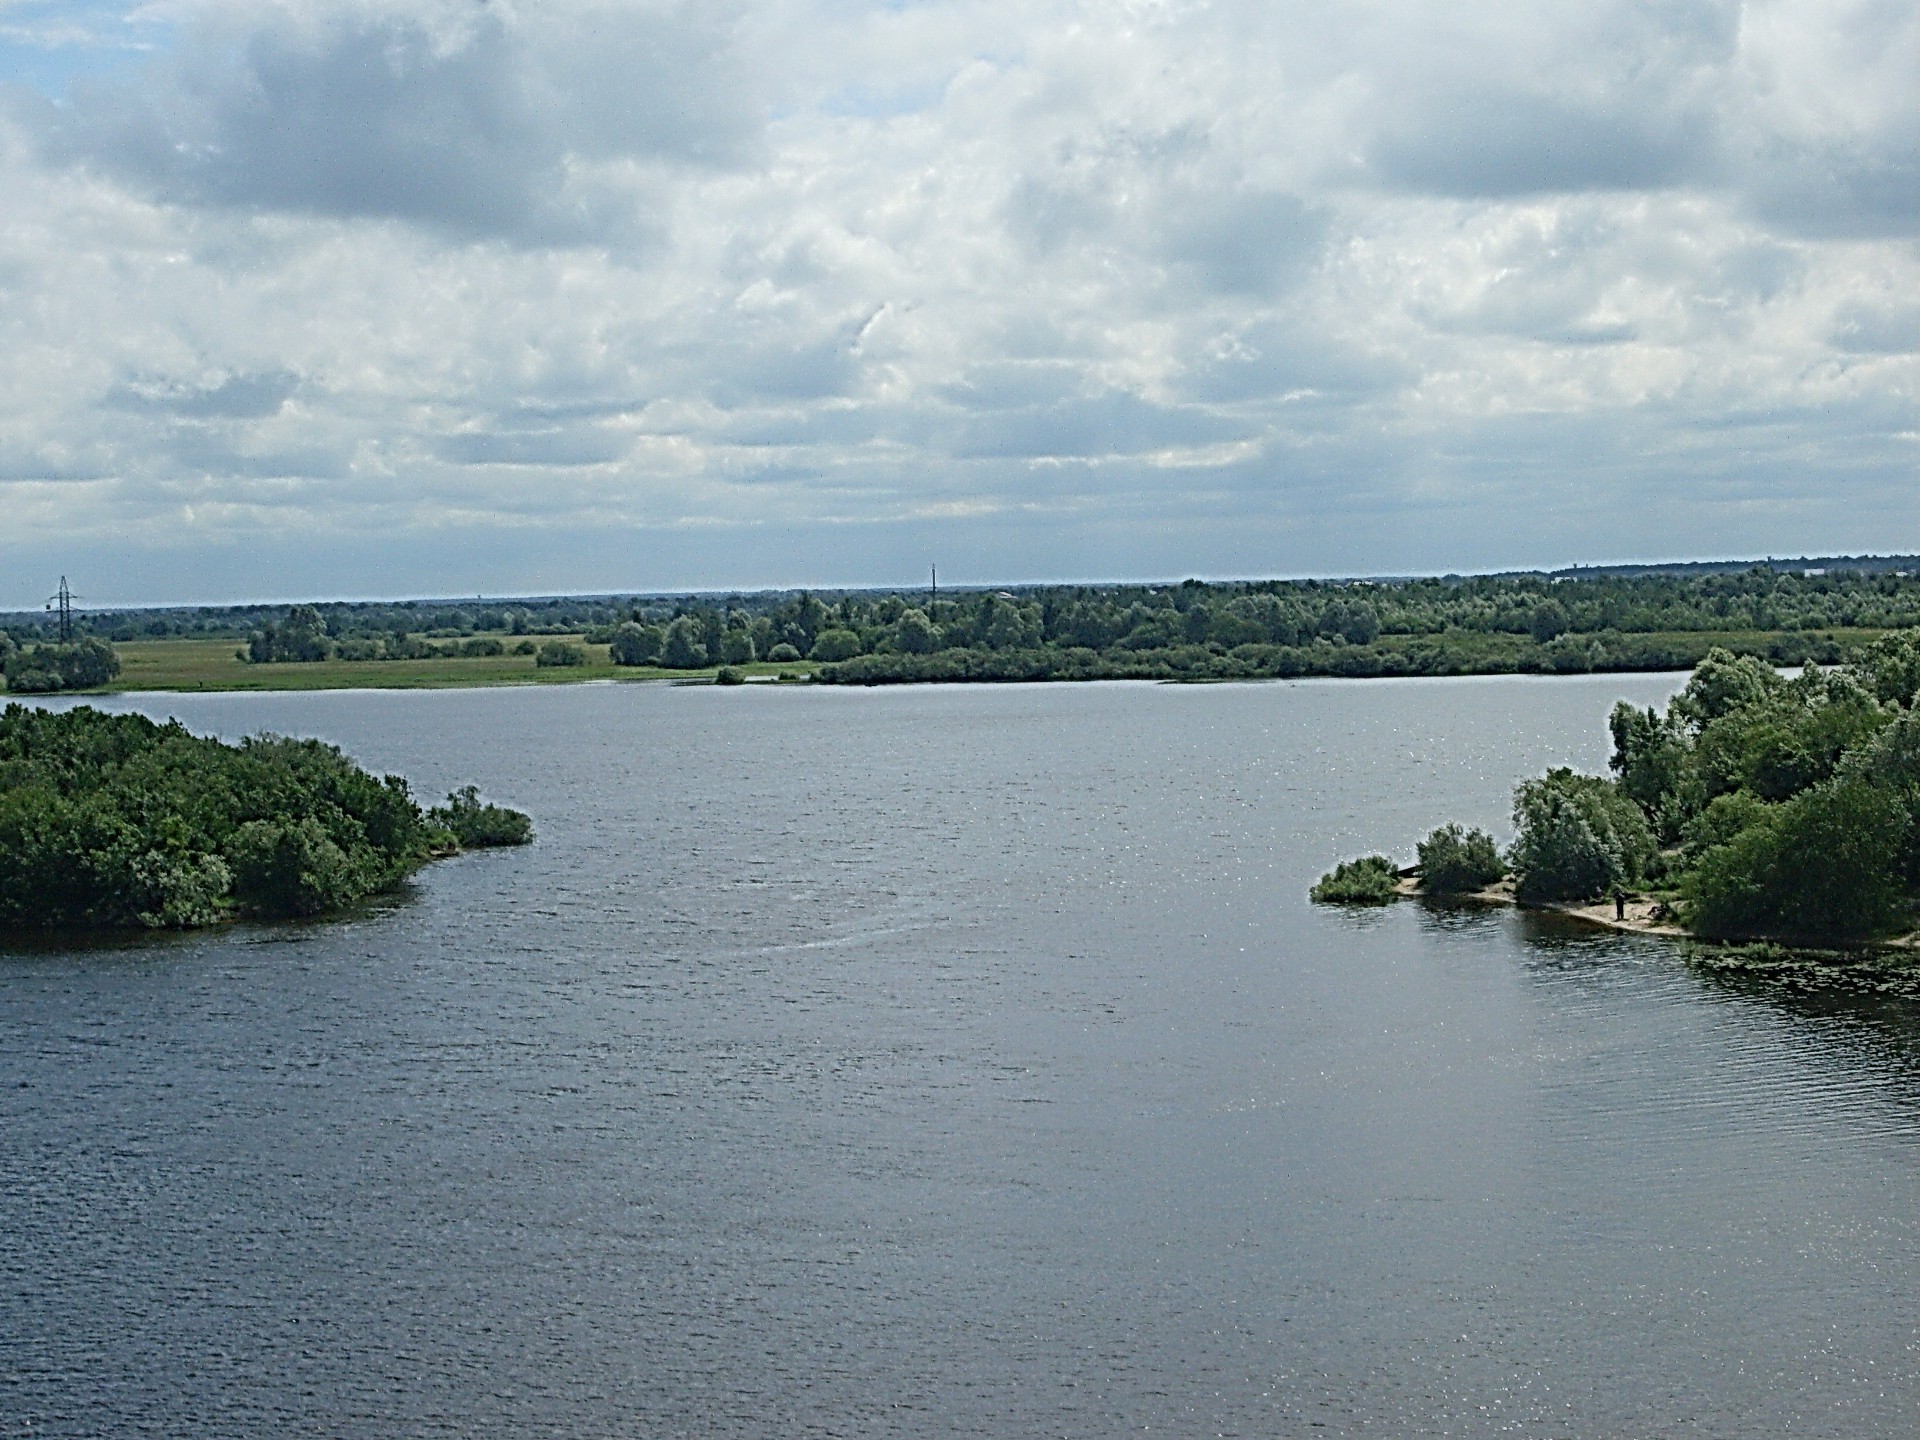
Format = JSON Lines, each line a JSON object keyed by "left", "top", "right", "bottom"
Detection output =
{"left": 3, "top": 676, "right": 1916, "bottom": 1438}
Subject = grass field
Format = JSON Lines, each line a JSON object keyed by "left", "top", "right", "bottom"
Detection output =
{"left": 95, "top": 638, "right": 819, "bottom": 693}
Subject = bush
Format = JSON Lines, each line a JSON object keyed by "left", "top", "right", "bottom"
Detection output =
{"left": 808, "top": 628, "right": 862, "bottom": 662}
{"left": 512, "top": 639, "right": 539, "bottom": 656}
{"left": 714, "top": 665, "right": 746, "bottom": 686}
{"left": 0, "top": 705, "right": 520, "bottom": 932}
{"left": 460, "top": 636, "right": 505, "bottom": 657}
{"left": 1509, "top": 769, "right": 1655, "bottom": 902}
{"left": 426, "top": 786, "right": 533, "bottom": 847}
{"left": 1416, "top": 824, "right": 1506, "bottom": 895}
{"left": 535, "top": 641, "right": 585, "bottom": 668}
{"left": 3, "top": 637, "right": 121, "bottom": 693}
{"left": 1311, "top": 854, "right": 1399, "bottom": 905}
{"left": 766, "top": 642, "right": 801, "bottom": 663}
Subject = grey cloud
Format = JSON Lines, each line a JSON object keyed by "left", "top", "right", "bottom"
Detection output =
{"left": 1156, "top": 191, "right": 1325, "bottom": 296}
{"left": 950, "top": 392, "right": 1250, "bottom": 461}
{"left": 1370, "top": 89, "right": 1713, "bottom": 197}
{"left": 434, "top": 429, "right": 631, "bottom": 467}
{"left": 1742, "top": 139, "right": 1920, "bottom": 241}
{"left": 40, "top": 5, "right": 754, "bottom": 241}
{"left": 1831, "top": 301, "right": 1920, "bottom": 356}
{"left": 1177, "top": 327, "right": 1413, "bottom": 406}
{"left": 108, "top": 371, "right": 301, "bottom": 419}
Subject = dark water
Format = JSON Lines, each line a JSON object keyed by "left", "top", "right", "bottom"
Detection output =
{"left": 3, "top": 677, "right": 1916, "bottom": 1438}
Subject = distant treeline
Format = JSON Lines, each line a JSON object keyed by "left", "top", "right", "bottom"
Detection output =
{"left": 7, "top": 563, "right": 1920, "bottom": 686}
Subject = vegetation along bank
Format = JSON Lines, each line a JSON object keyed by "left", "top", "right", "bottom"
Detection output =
{"left": 0, "top": 705, "right": 531, "bottom": 934}
{"left": 1315, "top": 634, "right": 1920, "bottom": 968}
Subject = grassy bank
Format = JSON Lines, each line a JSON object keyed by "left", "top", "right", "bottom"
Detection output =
{"left": 98, "top": 637, "right": 819, "bottom": 693}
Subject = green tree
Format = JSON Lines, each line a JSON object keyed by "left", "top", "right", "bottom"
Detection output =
{"left": 660, "top": 617, "right": 708, "bottom": 668}
{"left": 608, "top": 622, "right": 663, "bottom": 666}
{"left": 720, "top": 629, "right": 758, "bottom": 665}
{"left": 1509, "top": 769, "right": 1655, "bottom": 902}
{"left": 1684, "top": 776, "right": 1908, "bottom": 940}
{"left": 893, "top": 608, "right": 939, "bottom": 654}
{"left": 809, "top": 628, "right": 863, "bottom": 662}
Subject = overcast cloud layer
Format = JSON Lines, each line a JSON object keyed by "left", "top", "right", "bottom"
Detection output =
{"left": 1, "top": 0, "right": 1913, "bottom": 604}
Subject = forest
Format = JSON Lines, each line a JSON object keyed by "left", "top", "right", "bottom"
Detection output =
{"left": 1314, "top": 634, "right": 1920, "bottom": 946}
{"left": 0, "top": 705, "right": 531, "bottom": 933}
{"left": 4, "top": 559, "right": 1918, "bottom": 692}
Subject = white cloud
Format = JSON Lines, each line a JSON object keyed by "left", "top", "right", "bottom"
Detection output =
{"left": 0, "top": 0, "right": 1914, "bottom": 604}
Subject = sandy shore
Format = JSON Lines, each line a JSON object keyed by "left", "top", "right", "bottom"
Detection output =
{"left": 1392, "top": 875, "right": 1916, "bottom": 950}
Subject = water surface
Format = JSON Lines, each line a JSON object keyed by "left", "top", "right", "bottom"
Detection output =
{"left": 4, "top": 677, "right": 1916, "bottom": 1437}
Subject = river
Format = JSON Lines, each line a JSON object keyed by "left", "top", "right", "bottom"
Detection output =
{"left": 3, "top": 676, "right": 1916, "bottom": 1437}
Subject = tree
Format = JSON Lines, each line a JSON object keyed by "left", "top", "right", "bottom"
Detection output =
{"left": 608, "top": 622, "right": 663, "bottom": 666}
{"left": 1529, "top": 599, "right": 1569, "bottom": 642}
{"left": 660, "top": 616, "right": 707, "bottom": 668}
{"left": 809, "top": 628, "right": 863, "bottom": 662}
{"left": 1672, "top": 647, "right": 1781, "bottom": 729}
{"left": 1509, "top": 769, "right": 1655, "bottom": 902}
{"left": 1684, "top": 776, "right": 1908, "bottom": 940}
{"left": 893, "top": 608, "right": 939, "bottom": 654}
{"left": 720, "top": 629, "right": 758, "bottom": 664}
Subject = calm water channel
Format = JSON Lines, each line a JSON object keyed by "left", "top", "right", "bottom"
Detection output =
{"left": 3, "top": 676, "right": 1917, "bottom": 1437}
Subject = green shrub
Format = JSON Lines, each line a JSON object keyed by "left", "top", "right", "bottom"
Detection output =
{"left": 426, "top": 786, "right": 533, "bottom": 847}
{"left": 460, "top": 636, "right": 505, "bottom": 657}
{"left": 714, "top": 665, "right": 746, "bottom": 686}
{"left": 3, "top": 637, "right": 121, "bottom": 693}
{"left": 1311, "top": 854, "right": 1399, "bottom": 905}
{"left": 535, "top": 641, "right": 586, "bottom": 668}
{"left": 767, "top": 642, "right": 801, "bottom": 663}
{"left": 1416, "top": 824, "right": 1506, "bottom": 895}
{"left": 512, "top": 639, "right": 539, "bottom": 656}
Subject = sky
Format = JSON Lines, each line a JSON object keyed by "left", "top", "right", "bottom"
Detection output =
{"left": 0, "top": 0, "right": 1914, "bottom": 606}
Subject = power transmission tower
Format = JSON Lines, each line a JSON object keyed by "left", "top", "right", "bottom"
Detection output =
{"left": 47, "top": 576, "right": 75, "bottom": 642}
{"left": 929, "top": 564, "right": 937, "bottom": 617}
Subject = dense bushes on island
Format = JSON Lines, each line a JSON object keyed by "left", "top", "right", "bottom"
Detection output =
{"left": 2, "top": 638, "right": 121, "bottom": 694}
{"left": 1313, "top": 637, "right": 1920, "bottom": 945}
{"left": 0, "top": 705, "right": 531, "bottom": 933}
{"left": 1309, "top": 855, "right": 1399, "bottom": 905}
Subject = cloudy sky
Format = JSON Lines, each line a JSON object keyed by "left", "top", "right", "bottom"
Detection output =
{"left": 1, "top": 0, "right": 1913, "bottom": 605}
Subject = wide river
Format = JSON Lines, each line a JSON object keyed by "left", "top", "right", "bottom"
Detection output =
{"left": 3, "top": 677, "right": 1917, "bottom": 1437}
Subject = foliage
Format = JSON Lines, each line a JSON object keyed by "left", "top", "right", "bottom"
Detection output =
{"left": 426, "top": 786, "right": 534, "bottom": 848}
{"left": 1311, "top": 855, "right": 1399, "bottom": 905}
{"left": 767, "top": 642, "right": 802, "bottom": 662}
{"left": 714, "top": 665, "right": 746, "bottom": 686}
{"left": 245, "top": 605, "right": 333, "bottom": 663}
{"left": 535, "top": 640, "right": 586, "bottom": 668}
{"left": 1683, "top": 777, "right": 1908, "bottom": 941}
{"left": 3, "top": 637, "right": 122, "bottom": 693}
{"left": 607, "top": 622, "right": 664, "bottom": 666}
{"left": 660, "top": 616, "right": 707, "bottom": 668}
{"left": 808, "top": 628, "right": 863, "bottom": 662}
{"left": 1416, "top": 824, "right": 1506, "bottom": 895}
{"left": 1510, "top": 769, "right": 1655, "bottom": 902}
{"left": 0, "top": 704, "right": 525, "bottom": 932}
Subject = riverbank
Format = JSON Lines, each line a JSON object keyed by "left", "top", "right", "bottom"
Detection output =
{"left": 1396, "top": 875, "right": 1920, "bottom": 976}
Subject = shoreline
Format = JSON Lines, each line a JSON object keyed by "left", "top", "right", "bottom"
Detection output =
{"left": 1394, "top": 876, "right": 1920, "bottom": 954}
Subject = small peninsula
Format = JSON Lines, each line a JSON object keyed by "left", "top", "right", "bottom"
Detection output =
{"left": 1315, "top": 636, "right": 1920, "bottom": 958}
{"left": 0, "top": 704, "right": 531, "bottom": 934}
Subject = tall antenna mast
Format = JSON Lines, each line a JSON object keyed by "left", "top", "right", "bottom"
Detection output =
{"left": 930, "top": 564, "right": 937, "bottom": 616}
{"left": 47, "top": 576, "right": 75, "bottom": 642}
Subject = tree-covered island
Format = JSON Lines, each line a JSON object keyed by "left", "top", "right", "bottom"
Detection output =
{"left": 0, "top": 704, "right": 531, "bottom": 934}
{"left": 1314, "top": 636, "right": 1920, "bottom": 954}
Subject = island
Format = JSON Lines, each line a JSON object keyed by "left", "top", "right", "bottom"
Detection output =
{"left": 0, "top": 704, "right": 531, "bottom": 934}
{"left": 1314, "top": 635, "right": 1920, "bottom": 965}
